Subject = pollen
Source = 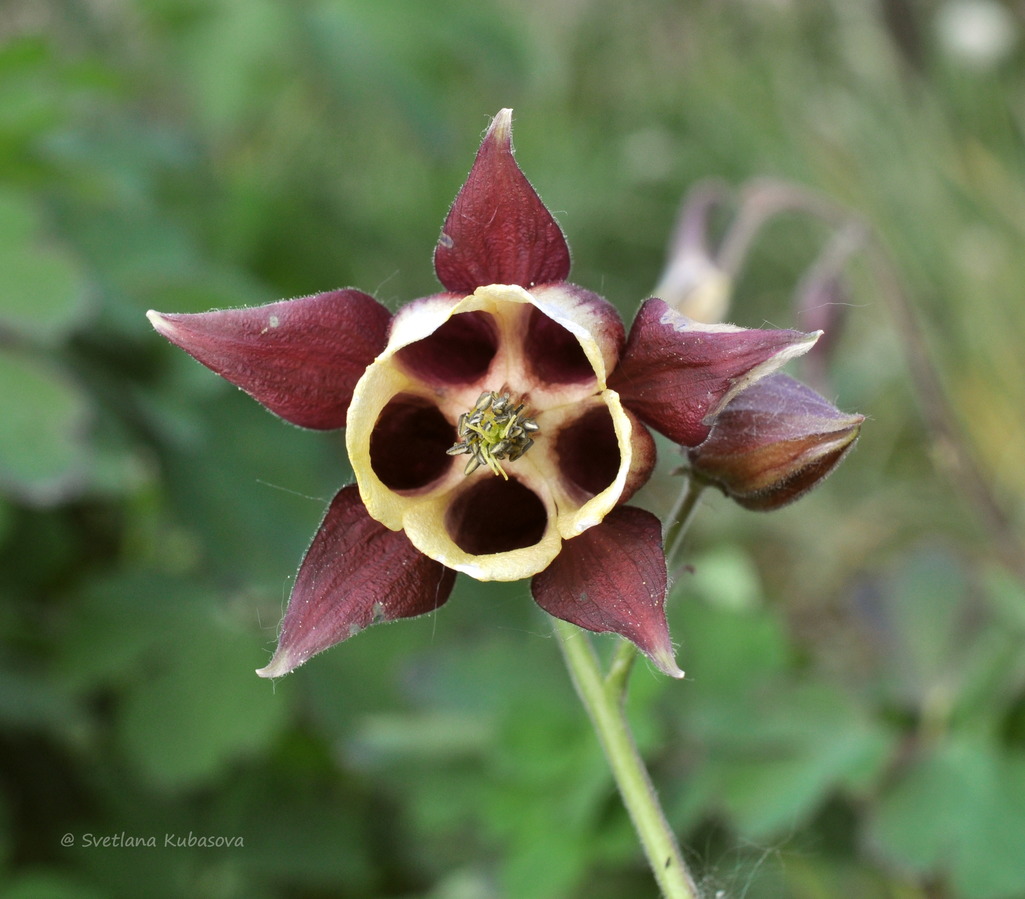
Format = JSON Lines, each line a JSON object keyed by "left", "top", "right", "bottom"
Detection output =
{"left": 446, "top": 390, "right": 540, "bottom": 479}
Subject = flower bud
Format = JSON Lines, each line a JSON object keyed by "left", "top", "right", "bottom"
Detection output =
{"left": 686, "top": 373, "right": 863, "bottom": 511}
{"left": 653, "top": 181, "right": 733, "bottom": 323}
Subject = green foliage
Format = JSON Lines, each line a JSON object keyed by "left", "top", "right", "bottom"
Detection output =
{"left": 0, "top": 189, "right": 88, "bottom": 341}
{"left": 869, "top": 738, "right": 1025, "bottom": 899}
{"left": 0, "top": 350, "right": 91, "bottom": 501}
{"left": 2, "top": 1, "right": 1025, "bottom": 897}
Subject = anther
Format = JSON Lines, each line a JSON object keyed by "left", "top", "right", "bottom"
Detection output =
{"left": 446, "top": 390, "right": 540, "bottom": 479}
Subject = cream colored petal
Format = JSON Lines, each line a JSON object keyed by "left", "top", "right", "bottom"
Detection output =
{"left": 386, "top": 293, "right": 466, "bottom": 353}
{"left": 347, "top": 283, "right": 638, "bottom": 582}
{"left": 401, "top": 486, "right": 564, "bottom": 581}
{"left": 345, "top": 363, "right": 430, "bottom": 531}
{"left": 386, "top": 284, "right": 528, "bottom": 359}
{"left": 528, "top": 283, "right": 625, "bottom": 386}
{"left": 530, "top": 390, "right": 635, "bottom": 540}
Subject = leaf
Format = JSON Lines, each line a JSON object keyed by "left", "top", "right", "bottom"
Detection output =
{"left": 687, "top": 545, "right": 764, "bottom": 611}
{"left": 117, "top": 611, "right": 289, "bottom": 789}
{"left": 0, "top": 189, "right": 88, "bottom": 341}
{"left": 0, "top": 350, "right": 91, "bottom": 504}
{"left": 890, "top": 550, "right": 970, "bottom": 692}
{"left": 714, "top": 684, "right": 892, "bottom": 839}
{"left": 869, "top": 739, "right": 1025, "bottom": 898}
{"left": 177, "top": 0, "right": 296, "bottom": 137}
{"left": 56, "top": 572, "right": 194, "bottom": 692}
{"left": 207, "top": 764, "right": 378, "bottom": 890}
{"left": 669, "top": 592, "right": 790, "bottom": 699}
{"left": 0, "top": 872, "right": 106, "bottom": 899}
{"left": 949, "top": 752, "right": 1025, "bottom": 899}
{"left": 0, "top": 662, "right": 81, "bottom": 733}
{"left": 859, "top": 549, "right": 1025, "bottom": 727}
{"left": 64, "top": 572, "right": 289, "bottom": 788}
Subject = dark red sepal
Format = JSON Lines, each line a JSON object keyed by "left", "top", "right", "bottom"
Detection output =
{"left": 257, "top": 486, "right": 456, "bottom": 677}
{"left": 148, "top": 289, "right": 391, "bottom": 430}
{"left": 531, "top": 506, "right": 683, "bottom": 678}
{"left": 433, "top": 109, "right": 571, "bottom": 293}
{"left": 609, "top": 298, "right": 817, "bottom": 447}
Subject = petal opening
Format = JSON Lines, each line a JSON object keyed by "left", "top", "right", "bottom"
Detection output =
{"left": 543, "top": 391, "right": 652, "bottom": 539}
{"left": 403, "top": 489, "right": 563, "bottom": 581}
{"left": 394, "top": 310, "right": 498, "bottom": 387}
{"left": 445, "top": 476, "right": 548, "bottom": 555}
{"left": 370, "top": 394, "right": 456, "bottom": 492}
{"left": 528, "top": 283, "right": 625, "bottom": 387}
{"left": 524, "top": 305, "right": 595, "bottom": 384}
{"left": 555, "top": 404, "right": 621, "bottom": 499}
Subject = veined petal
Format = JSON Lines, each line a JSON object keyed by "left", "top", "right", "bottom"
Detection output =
{"left": 148, "top": 289, "right": 391, "bottom": 430}
{"left": 531, "top": 505, "right": 683, "bottom": 678}
{"left": 256, "top": 486, "right": 455, "bottom": 678}
{"left": 433, "top": 109, "right": 571, "bottom": 292}
{"left": 609, "top": 298, "right": 819, "bottom": 447}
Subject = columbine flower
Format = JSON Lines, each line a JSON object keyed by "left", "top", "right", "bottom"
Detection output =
{"left": 148, "top": 110, "right": 819, "bottom": 679}
{"left": 686, "top": 373, "right": 864, "bottom": 511}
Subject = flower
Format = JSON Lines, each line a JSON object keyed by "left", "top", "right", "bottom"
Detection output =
{"left": 148, "top": 109, "right": 819, "bottom": 679}
{"left": 686, "top": 372, "right": 864, "bottom": 510}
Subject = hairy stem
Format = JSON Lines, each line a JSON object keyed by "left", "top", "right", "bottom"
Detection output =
{"left": 556, "top": 620, "right": 699, "bottom": 899}
{"left": 663, "top": 476, "right": 706, "bottom": 570}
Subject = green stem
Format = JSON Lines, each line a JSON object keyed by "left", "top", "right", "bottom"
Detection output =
{"left": 663, "top": 476, "right": 706, "bottom": 569}
{"left": 556, "top": 619, "right": 700, "bottom": 899}
{"left": 605, "top": 634, "right": 639, "bottom": 697}
{"left": 555, "top": 474, "right": 708, "bottom": 895}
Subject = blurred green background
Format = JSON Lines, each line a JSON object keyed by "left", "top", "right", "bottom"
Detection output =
{"left": 3, "top": 0, "right": 1025, "bottom": 897}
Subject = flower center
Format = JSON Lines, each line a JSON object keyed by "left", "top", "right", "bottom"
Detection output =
{"left": 446, "top": 390, "right": 539, "bottom": 479}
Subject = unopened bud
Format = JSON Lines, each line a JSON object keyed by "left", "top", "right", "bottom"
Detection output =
{"left": 687, "top": 373, "right": 863, "bottom": 511}
{"left": 653, "top": 181, "right": 733, "bottom": 323}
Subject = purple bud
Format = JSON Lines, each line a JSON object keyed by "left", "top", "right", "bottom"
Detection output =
{"left": 687, "top": 373, "right": 863, "bottom": 511}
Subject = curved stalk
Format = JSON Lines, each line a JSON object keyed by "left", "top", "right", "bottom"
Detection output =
{"left": 555, "top": 473, "right": 708, "bottom": 896}
{"left": 555, "top": 622, "right": 699, "bottom": 899}
{"left": 663, "top": 477, "right": 706, "bottom": 570}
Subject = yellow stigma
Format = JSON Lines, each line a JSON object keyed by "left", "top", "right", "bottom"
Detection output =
{"left": 446, "top": 391, "right": 540, "bottom": 479}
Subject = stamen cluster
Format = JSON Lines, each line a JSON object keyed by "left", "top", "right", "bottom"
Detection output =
{"left": 446, "top": 390, "right": 540, "bottom": 479}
